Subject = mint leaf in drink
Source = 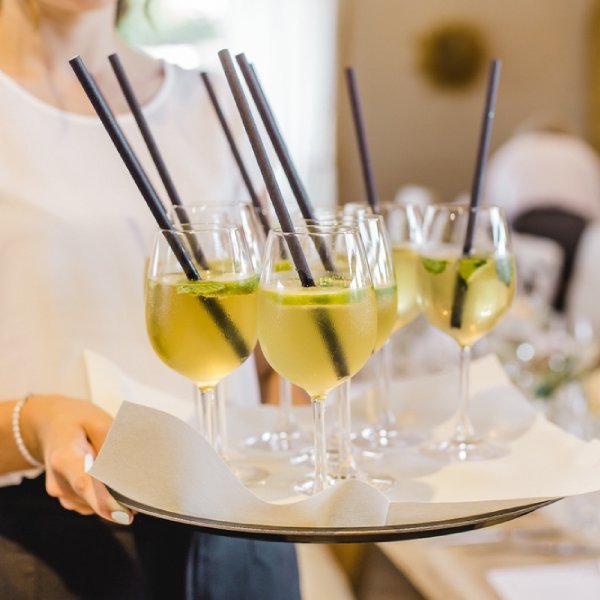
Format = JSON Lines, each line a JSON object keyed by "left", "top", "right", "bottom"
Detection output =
{"left": 176, "top": 281, "right": 225, "bottom": 296}
{"left": 495, "top": 257, "right": 513, "bottom": 286}
{"left": 317, "top": 275, "right": 352, "bottom": 288}
{"left": 274, "top": 260, "right": 293, "bottom": 272}
{"left": 421, "top": 257, "right": 447, "bottom": 274}
{"left": 230, "top": 275, "right": 259, "bottom": 295}
{"left": 457, "top": 257, "right": 487, "bottom": 281}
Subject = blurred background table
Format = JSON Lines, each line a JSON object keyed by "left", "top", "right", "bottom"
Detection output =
{"left": 336, "top": 298, "right": 600, "bottom": 599}
{"left": 375, "top": 507, "right": 600, "bottom": 600}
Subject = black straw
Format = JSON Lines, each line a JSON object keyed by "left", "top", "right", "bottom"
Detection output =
{"left": 109, "top": 54, "right": 183, "bottom": 209}
{"left": 450, "top": 59, "right": 502, "bottom": 329}
{"left": 69, "top": 55, "right": 249, "bottom": 359}
{"left": 462, "top": 59, "right": 502, "bottom": 256}
{"left": 218, "top": 49, "right": 348, "bottom": 378}
{"left": 344, "top": 67, "right": 380, "bottom": 214}
{"left": 239, "top": 57, "right": 314, "bottom": 221}
{"left": 236, "top": 54, "right": 336, "bottom": 272}
{"left": 200, "top": 71, "right": 270, "bottom": 238}
{"left": 108, "top": 52, "right": 208, "bottom": 269}
{"left": 217, "top": 50, "right": 314, "bottom": 286}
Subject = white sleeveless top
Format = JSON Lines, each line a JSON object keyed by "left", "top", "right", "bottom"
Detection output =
{"left": 0, "top": 62, "right": 260, "bottom": 412}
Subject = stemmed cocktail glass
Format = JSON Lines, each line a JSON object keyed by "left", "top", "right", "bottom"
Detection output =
{"left": 302, "top": 213, "right": 397, "bottom": 488}
{"left": 172, "top": 202, "right": 310, "bottom": 454}
{"left": 145, "top": 225, "right": 267, "bottom": 482}
{"left": 417, "top": 203, "right": 516, "bottom": 461}
{"left": 355, "top": 202, "right": 425, "bottom": 449}
{"left": 258, "top": 227, "right": 377, "bottom": 494}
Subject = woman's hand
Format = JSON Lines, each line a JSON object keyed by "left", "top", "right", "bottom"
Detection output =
{"left": 20, "top": 395, "right": 133, "bottom": 525}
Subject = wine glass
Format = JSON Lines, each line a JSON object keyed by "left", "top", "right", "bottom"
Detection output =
{"left": 258, "top": 227, "right": 377, "bottom": 494}
{"left": 300, "top": 214, "right": 396, "bottom": 488}
{"left": 417, "top": 203, "right": 516, "bottom": 461}
{"left": 172, "top": 202, "right": 310, "bottom": 453}
{"left": 145, "top": 224, "right": 268, "bottom": 482}
{"left": 355, "top": 201, "right": 425, "bottom": 449}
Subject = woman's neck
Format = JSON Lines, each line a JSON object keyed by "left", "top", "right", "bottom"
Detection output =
{"left": 0, "top": 0, "right": 163, "bottom": 115}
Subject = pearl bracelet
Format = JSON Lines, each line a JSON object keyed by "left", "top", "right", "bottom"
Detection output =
{"left": 12, "top": 396, "right": 44, "bottom": 469}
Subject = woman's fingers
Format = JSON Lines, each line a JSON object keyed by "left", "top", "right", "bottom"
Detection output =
{"left": 44, "top": 436, "right": 133, "bottom": 525}
{"left": 21, "top": 394, "right": 133, "bottom": 524}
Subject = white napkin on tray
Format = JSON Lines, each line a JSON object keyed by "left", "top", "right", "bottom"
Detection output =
{"left": 85, "top": 351, "right": 600, "bottom": 528}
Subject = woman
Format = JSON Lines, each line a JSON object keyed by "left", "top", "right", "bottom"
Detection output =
{"left": 0, "top": 0, "right": 300, "bottom": 597}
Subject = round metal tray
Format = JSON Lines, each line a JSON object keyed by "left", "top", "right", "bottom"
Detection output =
{"left": 111, "top": 490, "right": 559, "bottom": 543}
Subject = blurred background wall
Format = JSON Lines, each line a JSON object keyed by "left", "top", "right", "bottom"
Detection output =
{"left": 336, "top": 0, "right": 596, "bottom": 204}
{"left": 122, "top": 0, "right": 599, "bottom": 209}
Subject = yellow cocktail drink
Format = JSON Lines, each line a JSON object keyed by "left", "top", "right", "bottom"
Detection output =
{"left": 258, "top": 276, "right": 377, "bottom": 399}
{"left": 391, "top": 245, "right": 420, "bottom": 330}
{"left": 146, "top": 273, "right": 258, "bottom": 387}
{"left": 417, "top": 253, "right": 515, "bottom": 347}
{"left": 374, "top": 283, "right": 398, "bottom": 351}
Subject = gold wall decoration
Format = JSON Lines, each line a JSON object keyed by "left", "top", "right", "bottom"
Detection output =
{"left": 588, "top": 2, "right": 600, "bottom": 150}
{"left": 417, "top": 21, "right": 487, "bottom": 91}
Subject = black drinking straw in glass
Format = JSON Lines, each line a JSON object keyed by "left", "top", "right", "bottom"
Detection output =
{"left": 217, "top": 49, "right": 348, "bottom": 380}
{"left": 237, "top": 56, "right": 314, "bottom": 222}
{"left": 234, "top": 53, "right": 336, "bottom": 274}
{"left": 345, "top": 67, "right": 380, "bottom": 214}
{"left": 217, "top": 51, "right": 312, "bottom": 282}
{"left": 199, "top": 71, "right": 271, "bottom": 238}
{"left": 109, "top": 53, "right": 183, "bottom": 209}
{"left": 68, "top": 55, "right": 249, "bottom": 360}
{"left": 450, "top": 59, "right": 502, "bottom": 329}
{"left": 107, "top": 52, "right": 208, "bottom": 270}
{"left": 417, "top": 59, "right": 509, "bottom": 463}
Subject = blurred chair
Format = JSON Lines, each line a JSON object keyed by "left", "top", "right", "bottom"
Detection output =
{"left": 512, "top": 207, "right": 588, "bottom": 312}
{"left": 511, "top": 231, "right": 564, "bottom": 310}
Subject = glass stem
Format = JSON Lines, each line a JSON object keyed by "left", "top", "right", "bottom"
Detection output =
{"left": 193, "top": 383, "right": 204, "bottom": 435}
{"left": 337, "top": 379, "right": 357, "bottom": 476}
{"left": 454, "top": 345, "right": 475, "bottom": 443}
{"left": 198, "top": 385, "right": 217, "bottom": 450}
{"left": 374, "top": 341, "right": 397, "bottom": 430}
{"left": 216, "top": 383, "right": 229, "bottom": 460}
{"left": 312, "top": 396, "right": 328, "bottom": 493}
{"left": 275, "top": 376, "right": 298, "bottom": 435}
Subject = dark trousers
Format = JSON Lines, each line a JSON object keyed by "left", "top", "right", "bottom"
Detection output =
{"left": 0, "top": 477, "right": 300, "bottom": 600}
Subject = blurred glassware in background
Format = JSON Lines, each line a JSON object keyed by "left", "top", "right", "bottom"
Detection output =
{"left": 354, "top": 201, "right": 426, "bottom": 450}
{"left": 393, "top": 184, "right": 438, "bottom": 212}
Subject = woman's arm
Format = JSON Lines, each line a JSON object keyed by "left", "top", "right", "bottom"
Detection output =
{"left": 0, "top": 395, "right": 132, "bottom": 524}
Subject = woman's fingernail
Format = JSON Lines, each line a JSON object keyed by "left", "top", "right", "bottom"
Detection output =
{"left": 111, "top": 510, "right": 132, "bottom": 525}
{"left": 84, "top": 453, "right": 94, "bottom": 472}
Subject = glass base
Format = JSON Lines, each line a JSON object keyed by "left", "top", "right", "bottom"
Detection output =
{"left": 419, "top": 436, "right": 509, "bottom": 462}
{"left": 328, "top": 466, "right": 394, "bottom": 492}
{"left": 290, "top": 436, "right": 383, "bottom": 465}
{"left": 294, "top": 468, "right": 393, "bottom": 495}
{"left": 228, "top": 461, "right": 269, "bottom": 486}
{"left": 354, "top": 426, "right": 427, "bottom": 450}
{"left": 244, "top": 429, "right": 312, "bottom": 453}
{"left": 293, "top": 473, "right": 337, "bottom": 496}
